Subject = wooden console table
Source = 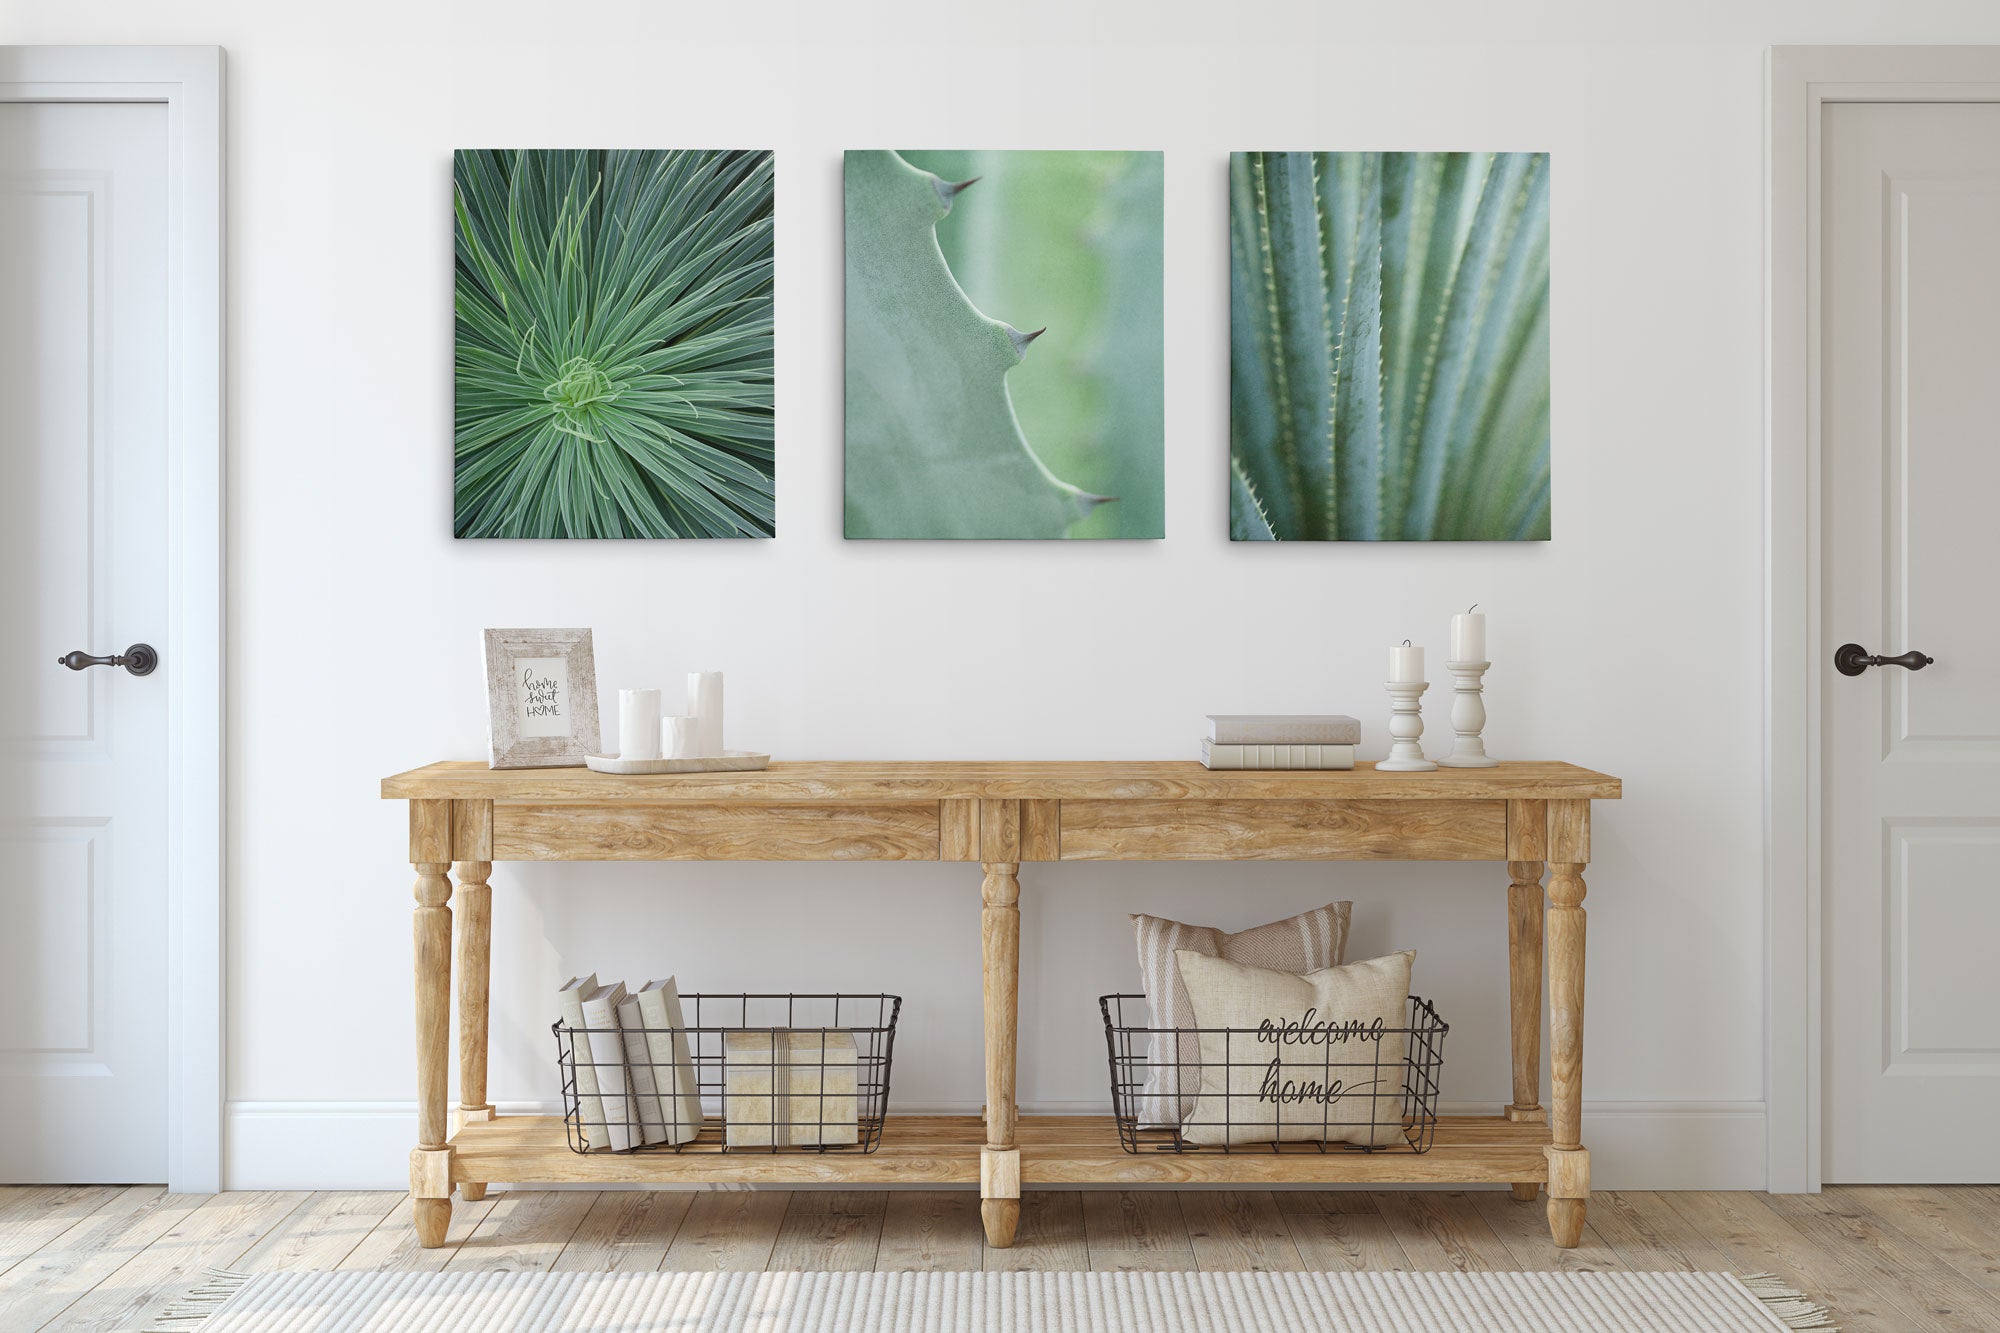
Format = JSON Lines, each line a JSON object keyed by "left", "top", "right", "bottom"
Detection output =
{"left": 381, "top": 760, "right": 1619, "bottom": 1250}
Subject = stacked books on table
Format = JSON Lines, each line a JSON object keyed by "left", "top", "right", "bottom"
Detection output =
{"left": 557, "top": 974, "right": 705, "bottom": 1152}
{"left": 1201, "top": 714, "right": 1360, "bottom": 770}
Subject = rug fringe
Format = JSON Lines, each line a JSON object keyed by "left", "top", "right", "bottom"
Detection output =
{"left": 1738, "top": 1272, "right": 1839, "bottom": 1330}
{"left": 144, "top": 1268, "right": 254, "bottom": 1331}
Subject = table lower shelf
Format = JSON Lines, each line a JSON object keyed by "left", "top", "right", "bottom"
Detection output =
{"left": 447, "top": 1114, "right": 1555, "bottom": 1188}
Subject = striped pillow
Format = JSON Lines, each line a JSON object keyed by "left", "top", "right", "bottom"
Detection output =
{"left": 1130, "top": 903, "right": 1351, "bottom": 1127}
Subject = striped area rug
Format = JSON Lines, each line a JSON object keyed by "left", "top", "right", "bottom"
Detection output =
{"left": 158, "top": 1268, "right": 1834, "bottom": 1331}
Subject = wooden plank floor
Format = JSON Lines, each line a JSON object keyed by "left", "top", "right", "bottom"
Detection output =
{"left": 1, "top": 1185, "right": 1995, "bottom": 1331}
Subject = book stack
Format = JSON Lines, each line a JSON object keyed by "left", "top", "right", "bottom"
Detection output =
{"left": 556, "top": 974, "right": 704, "bottom": 1151}
{"left": 1202, "top": 715, "right": 1360, "bottom": 770}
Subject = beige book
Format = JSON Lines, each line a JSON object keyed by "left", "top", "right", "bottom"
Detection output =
{"left": 616, "top": 995, "right": 668, "bottom": 1146}
{"left": 579, "top": 981, "right": 634, "bottom": 1152}
{"left": 634, "top": 979, "right": 702, "bottom": 1145}
{"left": 556, "top": 974, "right": 611, "bottom": 1150}
{"left": 723, "top": 1030, "right": 859, "bottom": 1147}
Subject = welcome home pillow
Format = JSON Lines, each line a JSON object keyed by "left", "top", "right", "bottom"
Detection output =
{"left": 1174, "top": 948, "right": 1415, "bottom": 1148}
{"left": 1131, "top": 903, "right": 1350, "bottom": 1127}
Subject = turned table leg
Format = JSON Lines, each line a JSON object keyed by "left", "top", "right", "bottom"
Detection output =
{"left": 1506, "top": 859, "right": 1547, "bottom": 1202}
{"left": 980, "top": 860, "right": 1021, "bottom": 1248}
{"left": 409, "top": 800, "right": 455, "bottom": 1248}
{"left": 454, "top": 858, "right": 494, "bottom": 1202}
{"left": 1544, "top": 800, "right": 1590, "bottom": 1247}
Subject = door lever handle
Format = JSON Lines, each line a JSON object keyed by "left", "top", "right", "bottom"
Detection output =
{"left": 58, "top": 643, "right": 158, "bottom": 677}
{"left": 1834, "top": 643, "right": 1934, "bottom": 676}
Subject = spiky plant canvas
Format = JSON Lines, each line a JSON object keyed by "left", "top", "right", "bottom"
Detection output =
{"left": 454, "top": 149, "right": 775, "bottom": 539}
{"left": 1230, "top": 151, "right": 1550, "bottom": 542}
{"left": 844, "top": 150, "right": 1164, "bottom": 539}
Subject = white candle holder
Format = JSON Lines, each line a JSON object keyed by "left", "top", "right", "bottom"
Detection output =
{"left": 1438, "top": 660, "right": 1498, "bottom": 768}
{"left": 1379, "top": 680, "right": 1437, "bottom": 772}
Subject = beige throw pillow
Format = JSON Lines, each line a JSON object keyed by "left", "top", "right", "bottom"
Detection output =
{"left": 1130, "top": 903, "right": 1350, "bottom": 1127}
{"left": 1175, "top": 948, "right": 1415, "bottom": 1148}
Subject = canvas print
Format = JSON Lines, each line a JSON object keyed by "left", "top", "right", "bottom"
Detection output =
{"left": 1230, "top": 151, "right": 1550, "bottom": 541}
{"left": 454, "top": 149, "right": 775, "bottom": 539}
{"left": 844, "top": 150, "right": 1164, "bottom": 539}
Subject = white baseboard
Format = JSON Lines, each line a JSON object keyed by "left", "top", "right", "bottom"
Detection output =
{"left": 224, "top": 1099, "right": 1767, "bottom": 1192}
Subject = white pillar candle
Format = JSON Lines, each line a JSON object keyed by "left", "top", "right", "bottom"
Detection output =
{"left": 661, "top": 715, "right": 698, "bottom": 759}
{"left": 1450, "top": 610, "right": 1486, "bottom": 663}
{"left": 687, "top": 671, "right": 724, "bottom": 756}
{"left": 618, "top": 688, "right": 663, "bottom": 760}
{"left": 1388, "top": 643, "right": 1425, "bottom": 684}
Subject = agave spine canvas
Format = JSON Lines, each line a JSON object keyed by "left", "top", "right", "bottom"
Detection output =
{"left": 454, "top": 149, "right": 775, "bottom": 539}
{"left": 1230, "top": 151, "right": 1551, "bottom": 541}
{"left": 844, "top": 150, "right": 1165, "bottom": 539}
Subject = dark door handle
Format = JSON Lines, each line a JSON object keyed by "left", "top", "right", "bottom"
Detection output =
{"left": 58, "top": 643, "right": 158, "bottom": 677}
{"left": 1834, "top": 643, "right": 1933, "bottom": 676}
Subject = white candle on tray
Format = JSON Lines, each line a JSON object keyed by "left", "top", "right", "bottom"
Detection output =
{"left": 1450, "top": 607, "right": 1486, "bottom": 663}
{"left": 1388, "top": 642, "right": 1425, "bottom": 684}
{"left": 688, "top": 671, "right": 724, "bottom": 756}
{"left": 662, "top": 715, "right": 697, "bottom": 759}
{"left": 618, "top": 688, "right": 663, "bottom": 760}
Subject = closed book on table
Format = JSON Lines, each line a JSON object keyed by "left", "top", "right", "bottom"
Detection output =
{"left": 634, "top": 979, "right": 703, "bottom": 1145}
{"left": 1205, "top": 714, "right": 1361, "bottom": 745}
{"left": 1200, "top": 739, "right": 1356, "bottom": 770}
{"left": 556, "top": 974, "right": 613, "bottom": 1151}
{"left": 722, "top": 1030, "right": 859, "bottom": 1147}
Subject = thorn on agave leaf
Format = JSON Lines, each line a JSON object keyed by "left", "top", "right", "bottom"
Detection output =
{"left": 931, "top": 174, "right": 981, "bottom": 211}
{"left": 1075, "top": 491, "right": 1118, "bottom": 516}
{"left": 1006, "top": 325, "right": 1048, "bottom": 359}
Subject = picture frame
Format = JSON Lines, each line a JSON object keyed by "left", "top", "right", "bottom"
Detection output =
{"left": 481, "top": 628, "right": 602, "bottom": 769}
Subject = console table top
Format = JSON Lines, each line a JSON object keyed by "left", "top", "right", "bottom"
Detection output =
{"left": 382, "top": 758, "right": 1620, "bottom": 803}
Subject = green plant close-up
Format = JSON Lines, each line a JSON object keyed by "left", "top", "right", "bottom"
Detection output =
{"left": 454, "top": 149, "right": 775, "bottom": 539}
{"left": 1230, "top": 151, "right": 1551, "bottom": 542}
{"left": 844, "top": 149, "right": 1164, "bottom": 539}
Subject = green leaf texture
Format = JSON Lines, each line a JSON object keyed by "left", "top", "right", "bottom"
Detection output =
{"left": 843, "top": 150, "right": 1119, "bottom": 539}
{"left": 454, "top": 149, "right": 775, "bottom": 539}
{"left": 1229, "top": 151, "right": 1551, "bottom": 542}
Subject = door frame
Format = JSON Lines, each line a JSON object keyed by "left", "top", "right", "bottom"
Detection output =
{"left": 0, "top": 45, "right": 226, "bottom": 1192}
{"left": 1766, "top": 45, "right": 2000, "bottom": 1194}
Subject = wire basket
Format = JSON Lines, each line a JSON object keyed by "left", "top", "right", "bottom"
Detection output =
{"left": 1100, "top": 993, "right": 1447, "bottom": 1154}
{"left": 555, "top": 992, "right": 899, "bottom": 1155}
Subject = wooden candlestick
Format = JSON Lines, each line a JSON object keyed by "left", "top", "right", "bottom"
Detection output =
{"left": 1438, "top": 660, "right": 1498, "bottom": 768}
{"left": 1379, "top": 680, "right": 1437, "bottom": 772}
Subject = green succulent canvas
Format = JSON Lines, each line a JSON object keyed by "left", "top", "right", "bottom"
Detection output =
{"left": 1230, "top": 151, "right": 1551, "bottom": 542}
{"left": 844, "top": 149, "right": 1165, "bottom": 539}
{"left": 454, "top": 149, "right": 775, "bottom": 539}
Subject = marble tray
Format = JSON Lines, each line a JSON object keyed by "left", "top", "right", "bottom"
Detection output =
{"left": 583, "top": 750, "right": 771, "bottom": 775}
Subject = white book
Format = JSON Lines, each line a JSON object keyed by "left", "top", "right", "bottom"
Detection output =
{"left": 556, "top": 974, "right": 612, "bottom": 1151}
{"left": 1200, "top": 739, "right": 1356, "bottom": 770}
{"left": 616, "top": 994, "right": 669, "bottom": 1146}
{"left": 1206, "top": 714, "right": 1361, "bottom": 745}
{"left": 579, "top": 981, "right": 635, "bottom": 1152}
{"left": 635, "top": 978, "right": 703, "bottom": 1145}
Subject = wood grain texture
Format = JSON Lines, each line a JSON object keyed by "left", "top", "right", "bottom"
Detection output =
{"left": 1286, "top": 1205, "right": 1414, "bottom": 1272}
{"left": 874, "top": 1193, "right": 984, "bottom": 1272}
{"left": 1371, "top": 1192, "right": 1520, "bottom": 1273}
{"left": 0, "top": 1187, "right": 201, "bottom": 1331}
{"left": 940, "top": 798, "right": 978, "bottom": 861}
{"left": 661, "top": 1192, "right": 788, "bottom": 1271}
{"left": 1058, "top": 799, "right": 1507, "bottom": 860}
{"left": 411, "top": 855, "right": 454, "bottom": 1248}
{"left": 0, "top": 1186, "right": 121, "bottom": 1273}
{"left": 1179, "top": 1191, "right": 1305, "bottom": 1271}
{"left": 1470, "top": 1188, "right": 1623, "bottom": 1272}
{"left": 453, "top": 859, "right": 494, "bottom": 1203}
{"left": 337, "top": 1193, "right": 498, "bottom": 1272}
{"left": 1081, "top": 1191, "right": 1191, "bottom": 1252}
{"left": 768, "top": 1191, "right": 885, "bottom": 1271}
{"left": 1547, "top": 798, "right": 1590, "bottom": 864}
{"left": 384, "top": 759, "right": 1622, "bottom": 804}
{"left": 977, "top": 799, "right": 1021, "bottom": 863}
{"left": 1505, "top": 862, "right": 1545, "bottom": 1126}
{"left": 449, "top": 1116, "right": 981, "bottom": 1185}
{"left": 491, "top": 804, "right": 940, "bottom": 860}
{"left": 980, "top": 1191, "right": 1086, "bottom": 1273}
{"left": 550, "top": 1191, "right": 693, "bottom": 1273}
{"left": 981, "top": 858, "right": 1022, "bottom": 1249}
{"left": 232, "top": 1189, "right": 402, "bottom": 1271}
{"left": 446, "top": 1188, "right": 595, "bottom": 1273}
{"left": 452, "top": 798, "right": 494, "bottom": 860}
{"left": 1506, "top": 798, "right": 1547, "bottom": 861}
{"left": 1021, "top": 799, "right": 1061, "bottom": 860}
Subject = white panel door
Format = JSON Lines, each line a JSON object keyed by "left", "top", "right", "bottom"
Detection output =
{"left": 0, "top": 101, "right": 169, "bottom": 1182}
{"left": 1824, "top": 101, "right": 2000, "bottom": 1182}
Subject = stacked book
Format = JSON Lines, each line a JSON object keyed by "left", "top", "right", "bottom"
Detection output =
{"left": 557, "top": 974, "right": 705, "bottom": 1152}
{"left": 1201, "top": 714, "right": 1359, "bottom": 770}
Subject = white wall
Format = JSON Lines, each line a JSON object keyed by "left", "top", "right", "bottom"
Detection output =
{"left": 23, "top": 0, "right": 2000, "bottom": 1190}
